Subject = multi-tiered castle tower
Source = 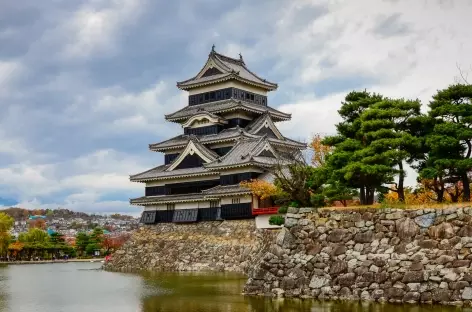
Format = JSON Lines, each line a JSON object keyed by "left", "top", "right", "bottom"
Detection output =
{"left": 131, "top": 47, "right": 306, "bottom": 224}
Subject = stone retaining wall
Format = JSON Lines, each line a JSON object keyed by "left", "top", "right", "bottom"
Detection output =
{"left": 103, "top": 219, "right": 275, "bottom": 273}
{"left": 243, "top": 206, "right": 472, "bottom": 305}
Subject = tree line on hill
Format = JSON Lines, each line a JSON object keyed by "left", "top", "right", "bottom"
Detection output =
{"left": 0, "top": 212, "right": 130, "bottom": 261}
{"left": 1, "top": 207, "right": 135, "bottom": 221}
{"left": 242, "top": 81, "right": 472, "bottom": 213}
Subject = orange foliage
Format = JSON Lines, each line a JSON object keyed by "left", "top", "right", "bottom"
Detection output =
{"left": 8, "top": 241, "right": 24, "bottom": 257}
{"left": 309, "top": 134, "right": 334, "bottom": 167}
{"left": 28, "top": 218, "right": 46, "bottom": 230}
{"left": 240, "top": 179, "right": 278, "bottom": 200}
{"left": 103, "top": 234, "right": 130, "bottom": 253}
{"left": 383, "top": 179, "right": 472, "bottom": 205}
{"left": 65, "top": 237, "right": 76, "bottom": 246}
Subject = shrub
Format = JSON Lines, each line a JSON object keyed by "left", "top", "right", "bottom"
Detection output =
{"left": 278, "top": 206, "right": 288, "bottom": 214}
{"left": 310, "top": 194, "right": 326, "bottom": 208}
{"left": 288, "top": 201, "right": 299, "bottom": 208}
{"left": 269, "top": 215, "right": 285, "bottom": 226}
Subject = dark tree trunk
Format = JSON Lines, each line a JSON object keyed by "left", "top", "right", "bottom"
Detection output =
{"left": 365, "top": 187, "right": 375, "bottom": 205}
{"left": 397, "top": 162, "right": 405, "bottom": 202}
{"left": 360, "top": 186, "right": 366, "bottom": 205}
{"left": 433, "top": 176, "right": 444, "bottom": 203}
{"left": 462, "top": 173, "right": 470, "bottom": 202}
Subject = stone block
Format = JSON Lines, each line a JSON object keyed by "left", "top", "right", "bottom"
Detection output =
{"left": 414, "top": 213, "right": 436, "bottom": 228}
{"left": 309, "top": 276, "right": 329, "bottom": 289}
{"left": 396, "top": 218, "right": 419, "bottom": 240}
{"left": 462, "top": 287, "right": 472, "bottom": 300}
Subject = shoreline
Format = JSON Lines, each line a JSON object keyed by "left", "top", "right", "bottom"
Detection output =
{"left": 0, "top": 258, "right": 105, "bottom": 265}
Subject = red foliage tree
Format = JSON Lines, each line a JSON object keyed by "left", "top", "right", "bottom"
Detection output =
{"left": 102, "top": 234, "right": 130, "bottom": 254}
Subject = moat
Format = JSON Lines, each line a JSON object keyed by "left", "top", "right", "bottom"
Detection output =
{"left": 0, "top": 262, "right": 463, "bottom": 312}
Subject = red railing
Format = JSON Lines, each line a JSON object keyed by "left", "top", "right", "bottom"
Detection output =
{"left": 252, "top": 206, "right": 279, "bottom": 215}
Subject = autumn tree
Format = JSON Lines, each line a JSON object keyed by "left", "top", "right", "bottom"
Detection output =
{"left": 8, "top": 241, "right": 24, "bottom": 260}
{"left": 273, "top": 152, "right": 328, "bottom": 207}
{"left": 0, "top": 213, "right": 14, "bottom": 257}
{"left": 28, "top": 218, "right": 46, "bottom": 230}
{"left": 102, "top": 234, "right": 130, "bottom": 255}
{"left": 309, "top": 134, "right": 334, "bottom": 167}
{"left": 240, "top": 179, "right": 279, "bottom": 200}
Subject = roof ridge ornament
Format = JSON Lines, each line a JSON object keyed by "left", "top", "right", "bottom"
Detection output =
{"left": 211, "top": 44, "right": 215, "bottom": 53}
{"left": 239, "top": 52, "right": 245, "bottom": 64}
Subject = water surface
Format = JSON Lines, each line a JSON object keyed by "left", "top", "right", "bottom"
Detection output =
{"left": 0, "top": 262, "right": 463, "bottom": 311}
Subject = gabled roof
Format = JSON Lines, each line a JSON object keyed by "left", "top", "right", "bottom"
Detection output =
{"left": 165, "top": 99, "right": 291, "bottom": 122}
{"left": 149, "top": 126, "right": 306, "bottom": 152}
{"left": 149, "top": 128, "right": 248, "bottom": 151}
{"left": 177, "top": 47, "right": 277, "bottom": 91}
{"left": 181, "top": 112, "right": 227, "bottom": 128}
{"left": 204, "top": 136, "right": 281, "bottom": 170}
{"left": 167, "top": 138, "right": 219, "bottom": 171}
{"left": 130, "top": 165, "right": 218, "bottom": 182}
{"left": 246, "top": 113, "right": 283, "bottom": 139}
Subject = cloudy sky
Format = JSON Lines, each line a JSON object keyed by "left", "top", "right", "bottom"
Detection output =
{"left": 0, "top": 0, "right": 471, "bottom": 215}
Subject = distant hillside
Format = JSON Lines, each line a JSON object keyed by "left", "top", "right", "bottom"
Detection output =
{"left": 0, "top": 207, "right": 135, "bottom": 221}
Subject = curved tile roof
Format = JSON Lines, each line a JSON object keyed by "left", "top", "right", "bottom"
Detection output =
{"left": 165, "top": 99, "right": 291, "bottom": 122}
{"left": 177, "top": 49, "right": 277, "bottom": 91}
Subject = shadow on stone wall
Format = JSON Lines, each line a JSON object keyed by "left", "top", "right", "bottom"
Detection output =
{"left": 104, "top": 219, "right": 277, "bottom": 274}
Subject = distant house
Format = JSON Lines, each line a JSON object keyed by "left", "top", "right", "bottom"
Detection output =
{"left": 28, "top": 215, "right": 46, "bottom": 220}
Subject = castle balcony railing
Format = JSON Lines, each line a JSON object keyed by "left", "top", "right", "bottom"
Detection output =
{"left": 252, "top": 206, "right": 279, "bottom": 216}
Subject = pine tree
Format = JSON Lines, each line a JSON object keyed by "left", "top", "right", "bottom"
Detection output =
{"left": 427, "top": 84, "right": 472, "bottom": 201}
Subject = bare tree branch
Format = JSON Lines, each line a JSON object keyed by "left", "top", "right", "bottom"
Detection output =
{"left": 456, "top": 62, "right": 470, "bottom": 84}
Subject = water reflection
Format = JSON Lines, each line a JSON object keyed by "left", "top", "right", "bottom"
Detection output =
{"left": 0, "top": 263, "right": 467, "bottom": 312}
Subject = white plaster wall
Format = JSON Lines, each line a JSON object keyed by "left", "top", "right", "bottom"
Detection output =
{"left": 197, "top": 201, "right": 211, "bottom": 208}
{"left": 255, "top": 215, "right": 283, "bottom": 229}
{"left": 174, "top": 202, "right": 197, "bottom": 210}
{"left": 222, "top": 112, "right": 253, "bottom": 120}
{"left": 188, "top": 81, "right": 268, "bottom": 96}
{"left": 221, "top": 195, "right": 252, "bottom": 205}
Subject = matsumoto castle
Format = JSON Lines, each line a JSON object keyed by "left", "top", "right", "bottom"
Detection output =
{"left": 132, "top": 46, "right": 306, "bottom": 224}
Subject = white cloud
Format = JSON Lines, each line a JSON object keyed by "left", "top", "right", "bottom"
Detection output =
{"left": 88, "top": 81, "right": 186, "bottom": 135}
{"left": 0, "top": 60, "right": 23, "bottom": 97}
{"left": 61, "top": 0, "right": 146, "bottom": 59}
{"left": 0, "top": 149, "right": 149, "bottom": 213}
{"left": 0, "top": 129, "right": 29, "bottom": 157}
{"left": 263, "top": 0, "right": 472, "bottom": 186}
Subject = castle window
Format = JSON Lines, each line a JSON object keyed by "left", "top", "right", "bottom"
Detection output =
{"left": 210, "top": 201, "right": 219, "bottom": 208}
{"left": 167, "top": 203, "right": 175, "bottom": 211}
{"left": 231, "top": 198, "right": 240, "bottom": 204}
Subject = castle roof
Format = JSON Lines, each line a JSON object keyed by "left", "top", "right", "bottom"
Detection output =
{"left": 131, "top": 193, "right": 206, "bottom": 205}
{"left": 176, "top": 48, "right": 277, "bottom": 91}
{"left": 165, "top": 99, "right": 291, "bottom": 122}
{"left": 204, "top": 136, "right": 283, "bottom": 170}
{"left": 131, "top": 134, "right": 294, "bottom": 182}
{"left": 130, "top": 165, "right": 217, "bottom": 182}
{"left": 202, "top": 184, "right": 252, "bottom": 197}
{"left": 149, "top": 127, "right": 306, "bottom": 152}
